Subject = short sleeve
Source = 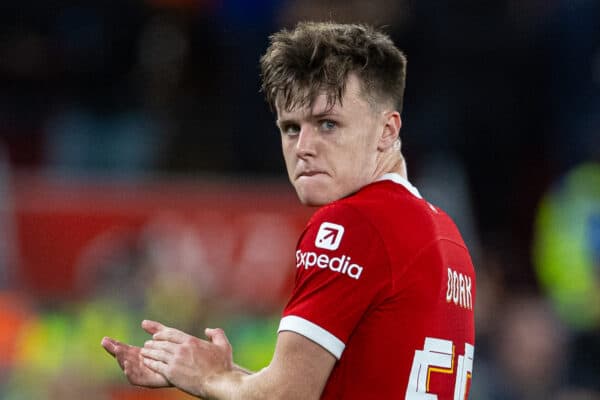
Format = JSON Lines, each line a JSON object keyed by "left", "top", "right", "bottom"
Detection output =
{"left": 278, "top": 203, "right": 390, "bottom": 359}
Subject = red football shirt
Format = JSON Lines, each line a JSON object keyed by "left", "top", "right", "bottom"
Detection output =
{"left": 279, "top": 173, "right": 476, "bottom": 399}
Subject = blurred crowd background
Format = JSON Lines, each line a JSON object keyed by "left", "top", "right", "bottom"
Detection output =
{"left": 0, "top": 0, "right": 599, "bottom": 399}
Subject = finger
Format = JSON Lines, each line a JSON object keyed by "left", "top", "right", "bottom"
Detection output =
{"left": 141, "top": 347, "right": 171, "bottom": 363}
{"left": 205, "top": 328, "right": 231, "bottom": 349}
{"left": 124, "top": 359, "right": 149, "bottom": 385}
{"left": 101, "top": 337, "right": 118, "bottom": 357}
{"left": 144, "top": 339, "right": 175, "bottom": 354}
{"left": 102, "top": 337, "right": 131, "bottom": 360}
{"left": 123, "top": 360, "right": 136, "bottom": 381}
{"left": 141, "top": 319, "right": 167, "bottom": 336}
{"left": 102, "top": 337, "right": 131, "bottom": 369}
{"left": 143, "top": 357, "right": 169, "bottom": 376}
{"left": 152, "top": 326, "right": 188, "bottom": 344}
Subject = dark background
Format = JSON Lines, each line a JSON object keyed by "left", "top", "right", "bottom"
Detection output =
{"left": 0, "top": 1, "right": 599, "bottom": 398}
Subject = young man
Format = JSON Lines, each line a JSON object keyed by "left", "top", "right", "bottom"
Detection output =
{"left": 102, "top": 22, "right": 476, "bottom": 399}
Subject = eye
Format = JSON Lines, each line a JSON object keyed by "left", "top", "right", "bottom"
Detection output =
{"left": 319, "top": 120, "right": 337, "bottom": 132}
{"left": 281, "top": 123, "right": 300, "bottom": 136}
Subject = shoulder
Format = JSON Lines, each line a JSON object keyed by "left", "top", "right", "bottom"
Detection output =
{"left": 295, "top": 190, "right": 392, "bottom": 286}
{"left": 310, "top": 180, "right": 465, "bottom": 255}
{"left": 308, "top": 180, "right": 431, "bottom": 231}
{"left": 298, "top": 186, "right": 392, "bottom": 266}
{"left": 303, "top": 200, "right": 375, "bottom": 254}
{"left": 306, "top": 193, "right": 378, "bottom": 241}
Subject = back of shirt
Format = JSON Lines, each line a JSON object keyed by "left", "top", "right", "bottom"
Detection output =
{"left": 279, "top": 174, "right": 476, "bottom": 399}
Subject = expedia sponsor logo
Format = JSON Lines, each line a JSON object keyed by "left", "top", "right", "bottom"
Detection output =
{"left": 296, "top": 250, "right": 363, "bottom": 280}
{"left": 315, "top": 222, "right": 344, "bottom": 250}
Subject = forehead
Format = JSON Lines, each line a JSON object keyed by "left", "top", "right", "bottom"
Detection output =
{"left": 275, "top": 74, "right": 370, "bottom": 120}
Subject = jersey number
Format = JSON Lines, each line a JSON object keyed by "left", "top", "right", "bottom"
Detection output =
{"left": 405, "top": 337, "right": 474, "bottom": 400}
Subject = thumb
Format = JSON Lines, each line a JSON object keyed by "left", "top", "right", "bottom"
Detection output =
{"left": 205, "top": 328, "right": 231, "bottom": 349}
{"left": 142, "top": 319, "right": 166, "bottom": 335}
{"left": 101, "top": 337, "right": 119, "bottom": 356}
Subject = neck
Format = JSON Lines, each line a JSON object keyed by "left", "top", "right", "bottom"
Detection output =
{"left": 396, "top": 155, "right": 408, "bottom": 179}
{"left": 373, "top": 152, "right": 408, "bottom": 181}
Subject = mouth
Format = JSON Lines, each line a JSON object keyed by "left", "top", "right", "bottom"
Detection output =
{"left": 296, "top": 170, "right": 326, "bottom": 179}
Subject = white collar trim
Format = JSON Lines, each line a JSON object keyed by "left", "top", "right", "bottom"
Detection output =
{"left": 376, "top": 173, "right": 422, "bottom": 199}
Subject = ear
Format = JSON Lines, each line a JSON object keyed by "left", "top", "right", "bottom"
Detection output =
{"left": 377, "top": 111, "right": 402, "bottom": 151}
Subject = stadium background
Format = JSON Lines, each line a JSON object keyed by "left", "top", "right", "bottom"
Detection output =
{"left": 0, "top": 0, "right": 599, "bottom": 398}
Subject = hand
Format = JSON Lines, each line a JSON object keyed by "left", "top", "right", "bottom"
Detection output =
{"left": 101, "top": 322, "right": 171, "bottom": 388}
{"left": 140, "top": 320, "right": 234, "bottom": 398}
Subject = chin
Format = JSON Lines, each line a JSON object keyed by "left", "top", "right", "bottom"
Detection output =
{"left": 297, "top": 195, "right": 328, "bottom": 207}
{"left": 294, "top": 185, "right": 336, "bottom": 207}
{"left": 292, "top": 175, "right": 339, "bottom": 207}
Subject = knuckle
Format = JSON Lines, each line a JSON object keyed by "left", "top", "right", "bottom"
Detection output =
{"left": 172, "top": 350, "right": 181, "bottom": 361}
{"left": 214, "top": 328, "right": 226, "bottom": 336}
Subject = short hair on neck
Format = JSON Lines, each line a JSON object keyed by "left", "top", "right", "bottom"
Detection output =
{"left": 260, "top": 21, "right": 407, "bottom": 114}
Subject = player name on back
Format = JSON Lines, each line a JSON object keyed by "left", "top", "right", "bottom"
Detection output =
{"left": 446, "top": 267, "right": 473, "bottom": 310}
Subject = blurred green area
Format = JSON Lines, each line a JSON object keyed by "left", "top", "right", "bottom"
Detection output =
{"left": 0, "top": 291, "right": 280, "bottom": 399}
{"left": 533, "top": 163, "right": 600, "bottom": 331}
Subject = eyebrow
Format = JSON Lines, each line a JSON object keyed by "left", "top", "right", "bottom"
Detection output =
{"left": 275, "top": 119, "right": 294, "bottom": 131}
{"left": 312, "top": 110, "right": 340, "bottom": 120}
{"left": 276, "top": 110, "right": 340, "bottom": 128}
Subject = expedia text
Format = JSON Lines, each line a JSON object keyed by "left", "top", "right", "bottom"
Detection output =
{"left": 296, "top": 250, "right": 363, "bottom": 280}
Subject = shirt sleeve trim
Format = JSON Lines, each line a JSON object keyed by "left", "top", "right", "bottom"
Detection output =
{"left": 278, "top": 315, "right": 345, "bottom": 359}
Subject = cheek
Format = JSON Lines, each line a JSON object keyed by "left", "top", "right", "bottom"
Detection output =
{"left": 285, "top": 150, "right": 296, "bottom": 166}
{"left": 281, "top": 147, "right": 297, "bottom": 176}
{"left": 281, "top": 142, "right": 294, "bottom": 162}
{"left": 336, "top": 149, "right": 373, "bottom": 183}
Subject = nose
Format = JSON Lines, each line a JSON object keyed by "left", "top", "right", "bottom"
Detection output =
{"left": 296, "top": 125, "right": 317, "bottom": 158}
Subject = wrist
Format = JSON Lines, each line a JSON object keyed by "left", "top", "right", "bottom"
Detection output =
{"left": 200, "top": 370, "right": 246, "bottom": 400}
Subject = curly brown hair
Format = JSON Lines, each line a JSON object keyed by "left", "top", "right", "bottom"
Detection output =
{"left": 260, "top": 21, "right": 407, "bottom": 114}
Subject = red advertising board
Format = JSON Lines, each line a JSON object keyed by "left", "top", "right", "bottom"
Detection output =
{"left": 12, "top": 174, "right": 312, "bottom": 310}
